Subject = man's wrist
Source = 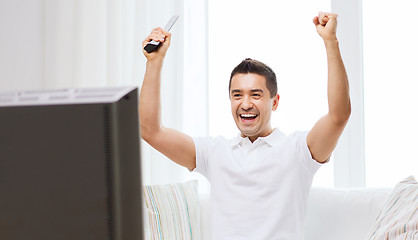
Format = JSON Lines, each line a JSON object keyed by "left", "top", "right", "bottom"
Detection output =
{"left": 323, "top": 38, "right": 339, "bottom": 47}
{"left": 146, "top": 58, "right": 164, "bottom": 68}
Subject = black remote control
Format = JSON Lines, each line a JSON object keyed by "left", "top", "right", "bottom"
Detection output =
{"left": 144, "top": 15, "right": 179, "bottom": 53}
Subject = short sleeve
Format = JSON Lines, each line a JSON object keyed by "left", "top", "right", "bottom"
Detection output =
{"left": 191, "top": 136, "right": 211, "bottom": 180}
{"left": 293, "top": 131, "right": 323, "bottom": 174}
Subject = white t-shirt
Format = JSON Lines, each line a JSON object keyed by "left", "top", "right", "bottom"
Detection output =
{"left": 193, "top": 129, "right": 322, "bottom": 240}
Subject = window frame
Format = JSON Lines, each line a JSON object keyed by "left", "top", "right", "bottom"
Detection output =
{"left": 331, "top": 0, "right": 366, "bottom": 187}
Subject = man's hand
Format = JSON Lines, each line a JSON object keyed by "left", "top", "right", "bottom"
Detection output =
{"left": 142, "top": 27, "right": 171, "bottom": 61}
{"left": 313, "top": 12, "right": 338, "bottom": 41}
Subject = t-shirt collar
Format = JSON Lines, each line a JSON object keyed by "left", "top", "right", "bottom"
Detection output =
{"left": 231, "top": 128, "right": 283, "bottom": 148}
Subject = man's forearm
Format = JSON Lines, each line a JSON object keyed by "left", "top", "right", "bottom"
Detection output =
{"left": 324, "top": 39, "right": 351, "bottom": 122}
{"left": 139, "top": 59, "right": 164, "bottom": 140}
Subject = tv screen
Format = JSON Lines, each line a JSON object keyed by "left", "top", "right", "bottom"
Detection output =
{"left": 0, "top": 86, "right": 143, "bottom": 240}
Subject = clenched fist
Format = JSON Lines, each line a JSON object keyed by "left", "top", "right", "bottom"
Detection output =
{"left": 313, "top": 12, "right": 338, "bottom": 41}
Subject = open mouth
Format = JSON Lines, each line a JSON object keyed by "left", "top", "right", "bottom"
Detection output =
{"left": 240, "top": 113, "right": 258, "bottom": 122}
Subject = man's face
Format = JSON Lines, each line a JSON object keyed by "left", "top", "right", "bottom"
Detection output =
{"left": 229, "top": 73, "right": 279, "bottom": 141}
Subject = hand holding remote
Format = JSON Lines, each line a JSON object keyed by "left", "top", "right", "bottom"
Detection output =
{"left": 142, "top": 15, "right": 179, "bottom": 61}
{"left": 142, "top": 27, "right": 171, "bottom": 61}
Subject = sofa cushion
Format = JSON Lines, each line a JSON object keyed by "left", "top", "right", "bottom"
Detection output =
{"left": 199, "top": 193, "right": 211, "bottom": 240}
{"left": 305, "top": 187, "right": 392, "bottom": 240}
{"left": 143, "top": 180, "right": 201, "bottom": 240}
{"left": 200, "top": 186, "right": 393, "bottom": 240}
{"left": 364, "top": 176, "right": 418, "bottom": 240}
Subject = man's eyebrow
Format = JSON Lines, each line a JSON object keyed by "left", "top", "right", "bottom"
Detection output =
{"left": 230, "top": 89, "right": 242, "bottom": 94}
{"left": 230, "top": 89, "right": 264, "bottom": 94}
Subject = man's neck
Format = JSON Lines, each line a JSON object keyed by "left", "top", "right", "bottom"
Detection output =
{"left": 242, "top": 128, "right": 275, "bottom": 143}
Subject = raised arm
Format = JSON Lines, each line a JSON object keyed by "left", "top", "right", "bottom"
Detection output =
{"left": 307, "top": 12, "right": 351, "bottom": 163}
{"left": 139, "top": 27, "right": 196, "bottom": 171}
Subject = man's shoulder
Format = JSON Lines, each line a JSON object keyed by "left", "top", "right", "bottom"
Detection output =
{"left": 284, "top": 130, "right": 310, "bottom": 149}
{"left": 266, "top": 129, "right": 308, "bottom": 146}
{"left": 287, "top": 130, "right": 309, "bottom": 139}
{"left": 193, "top": 134, "right": 238, "bottom": 148}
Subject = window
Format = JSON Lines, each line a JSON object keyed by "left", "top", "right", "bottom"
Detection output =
{"left": 363, "top": 0, "right": 418, "bottom": 187}
{"left": 208, "top": 0, "right": 333, "bottom": 187}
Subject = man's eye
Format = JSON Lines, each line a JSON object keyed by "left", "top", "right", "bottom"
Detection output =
{"left": 233, "top": 94, "right": 241, "bottom": 98}
{"left": 252, "top": 94, "right": 261, "bottom": 97}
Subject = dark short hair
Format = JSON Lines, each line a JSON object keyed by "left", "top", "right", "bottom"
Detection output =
{"left": 229, "top": 58, "right": 277, "bottom": 98}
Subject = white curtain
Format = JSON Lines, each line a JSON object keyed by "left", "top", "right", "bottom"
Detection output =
{"left": 0, "top": 0, "right": 209, "bottom": 191}
{"left": 43, "top": 0, "right": 142, "bottom": 88}
{"left": 141, "top": 0, "right": 210, "bottom": 192}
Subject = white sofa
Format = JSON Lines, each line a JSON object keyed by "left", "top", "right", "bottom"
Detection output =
{"left": 199, "top": 187, "right": 392, "bottom": 240}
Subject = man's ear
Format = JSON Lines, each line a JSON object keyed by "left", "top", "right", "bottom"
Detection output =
{"left": 272, "top": 94, "right": 280, "bottom": 111}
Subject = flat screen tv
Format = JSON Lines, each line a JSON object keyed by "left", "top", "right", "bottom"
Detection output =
{"left": 0, "top": 86, "right": 143, "bottom": 240}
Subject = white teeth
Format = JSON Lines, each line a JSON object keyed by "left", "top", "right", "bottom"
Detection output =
{"left": 240, "top": 113, "right": 257, "bottom": 118}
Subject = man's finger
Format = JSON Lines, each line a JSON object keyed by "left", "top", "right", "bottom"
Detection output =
{"left": 151, "top": 27, "right": 163, "bottom": 34}
{"left": 144, "top": 31, "right": 165, "bottom": 45}
{"left": 313, "top": 16, "right": 320, "bottom": 26}
{"left": 317, "top": 12, "right": 338, "bottom": 26}
{"left": 161, "top": 30, "right": 171, "bottom": 42}
{"left": 319, "top": 17, "right": 328, "bottom": 26}
{"left": 317, "top": 12, "right": 324, "bottom": 25}
{"left": 149, "top": 27, "right": 166, "bottom": 41}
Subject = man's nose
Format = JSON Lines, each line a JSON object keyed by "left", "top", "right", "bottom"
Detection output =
{"left": 241, "top": 96, "right": 253, "bottom": 110}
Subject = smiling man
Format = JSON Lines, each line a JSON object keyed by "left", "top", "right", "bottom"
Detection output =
{"left": 139, "top": 12, "right": 351, "bottom": 240}
{"left": 229, "top": 62, "right": 279, "bottom": 142}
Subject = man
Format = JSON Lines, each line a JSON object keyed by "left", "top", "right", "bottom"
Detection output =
{"left": 139, "top": 12, "right": 350, "bottom": 240}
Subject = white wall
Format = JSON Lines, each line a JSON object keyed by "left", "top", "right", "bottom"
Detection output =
{"left": 0, "top": 0, "right": 44, "bottom": 91}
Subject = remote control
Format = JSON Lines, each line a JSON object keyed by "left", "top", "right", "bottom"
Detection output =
{"left": 144, "top": 15, "right": 179, "bottom": 53}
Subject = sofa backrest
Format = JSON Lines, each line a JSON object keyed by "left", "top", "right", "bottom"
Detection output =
{"left": 199, "top": 187, "right": 392, "bottom": 240}
{"left": 305, "top": 187, "right": 392, "bottom": 240}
